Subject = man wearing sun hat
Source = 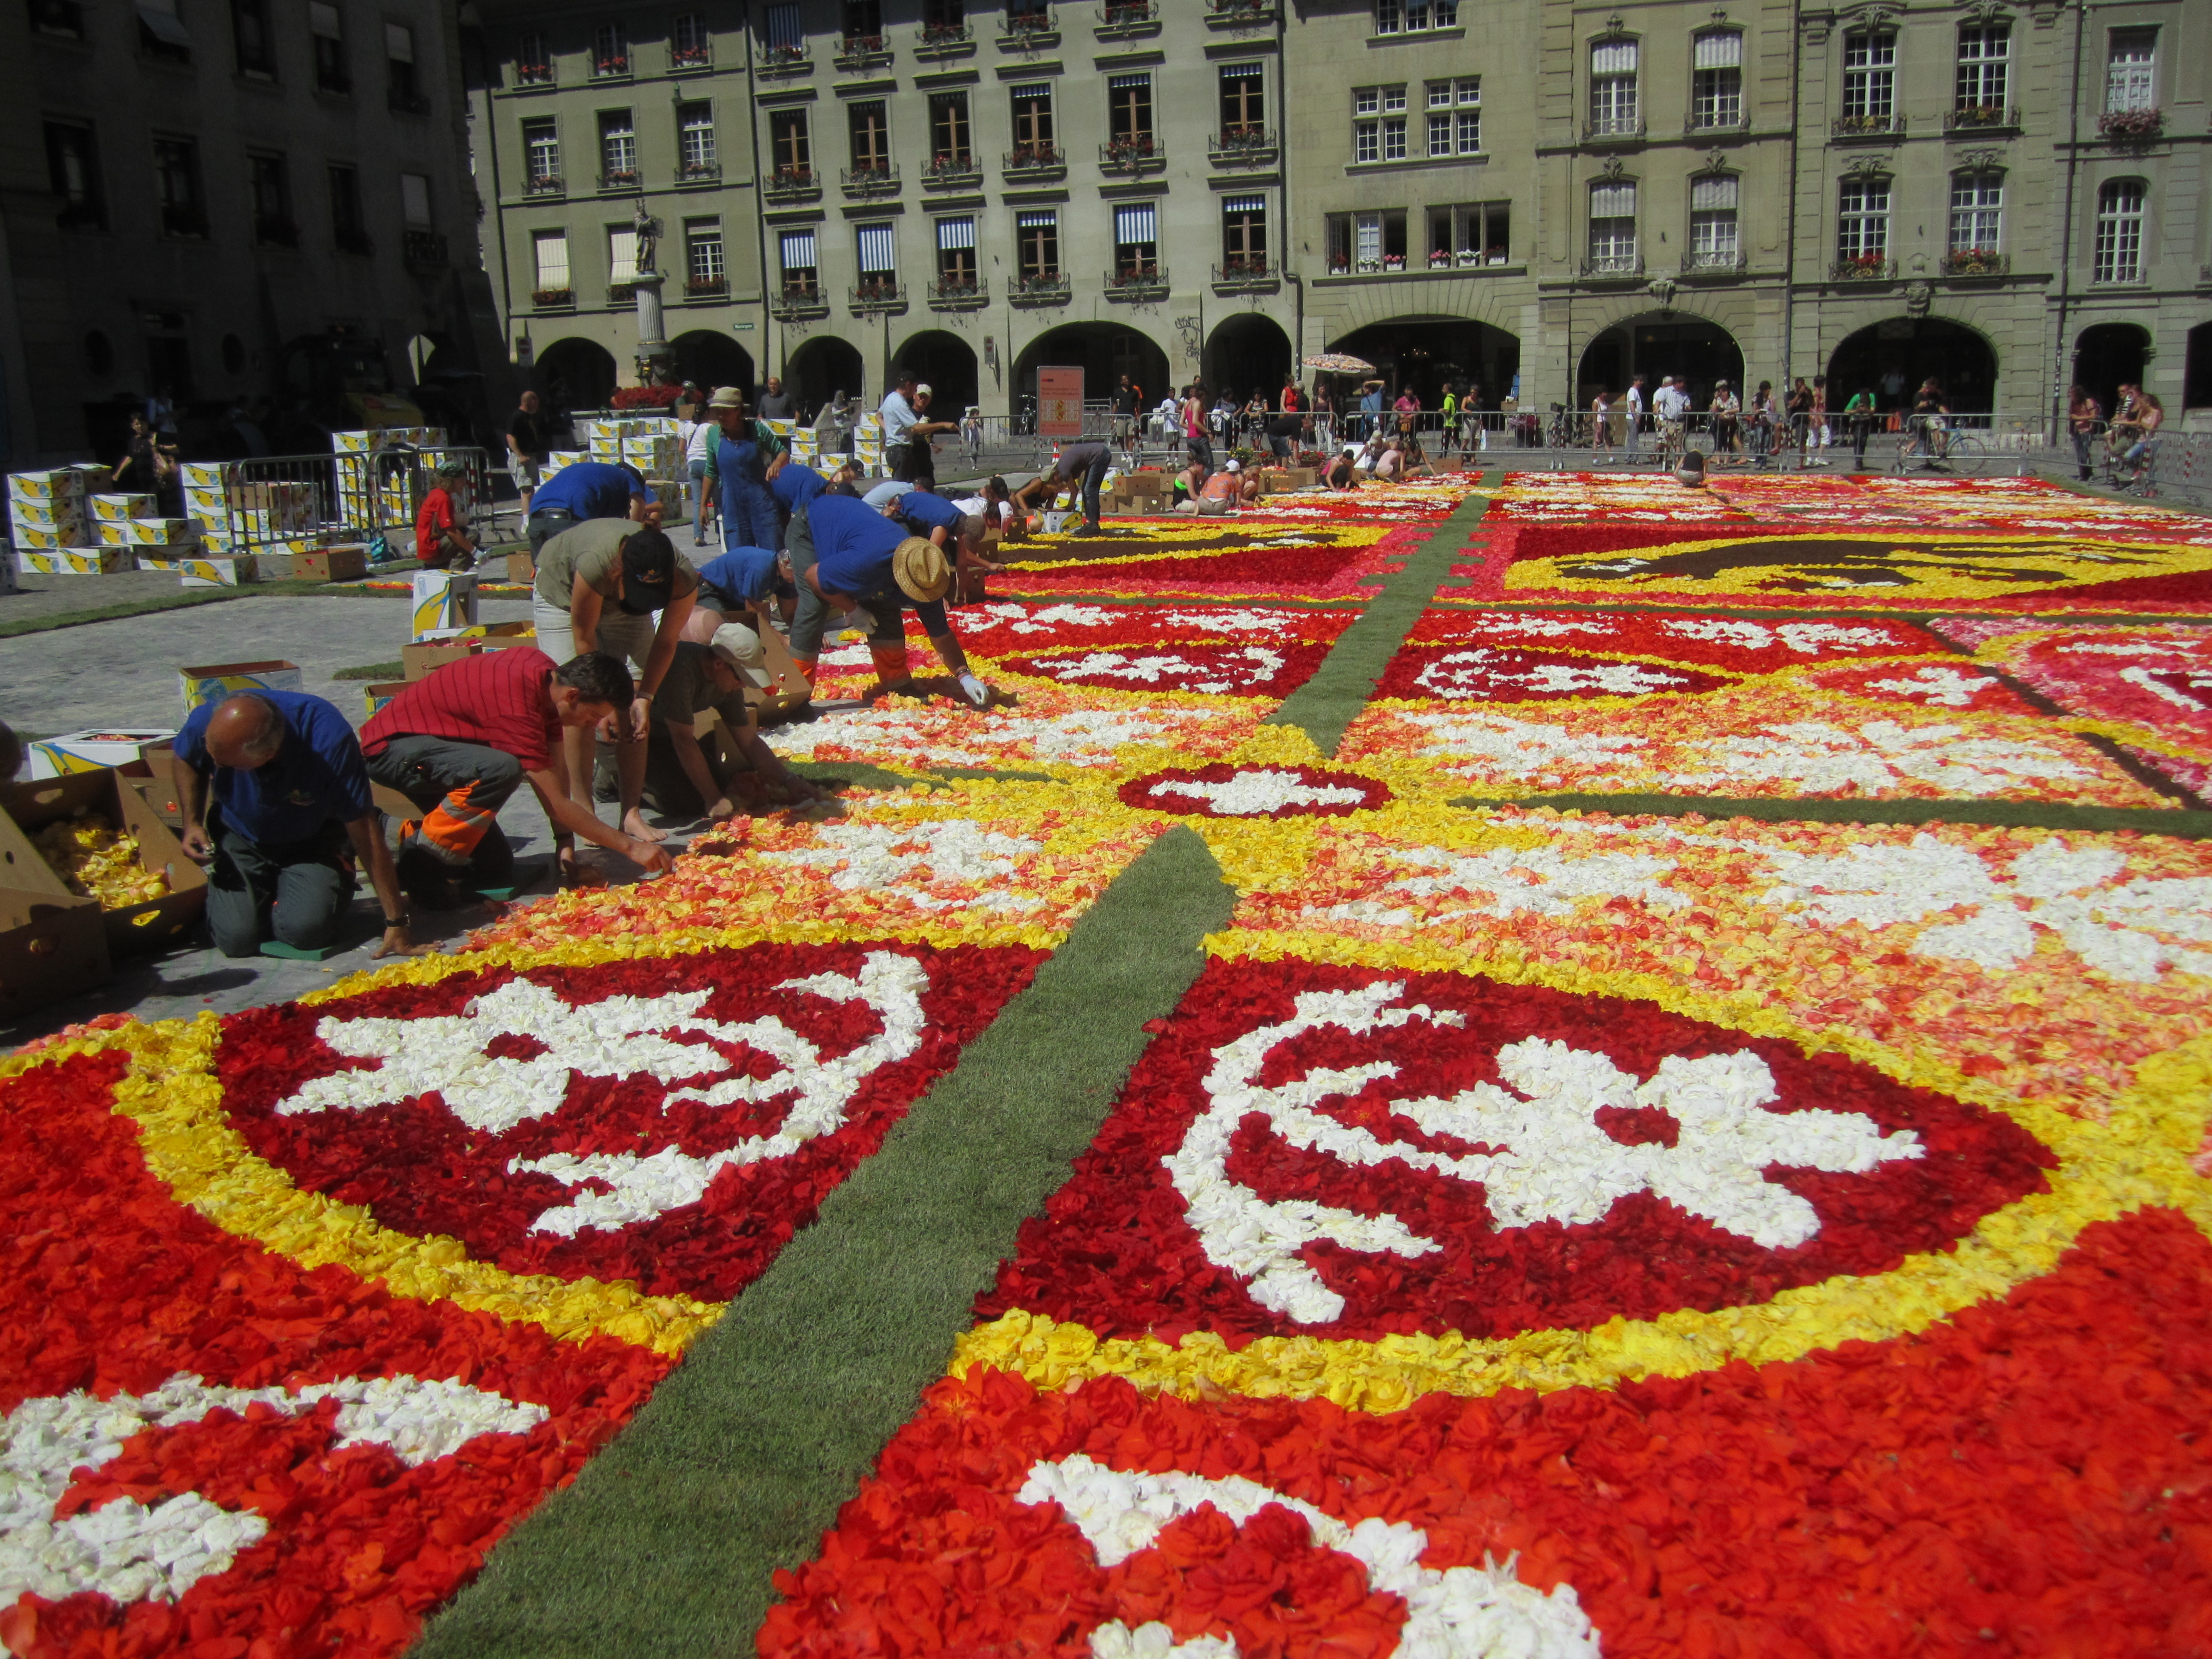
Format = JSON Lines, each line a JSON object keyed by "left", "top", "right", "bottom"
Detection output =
{"left": 794, "top": 490, "right": 992, "bottom": 708}
{"left": 598, "top": 622, "right": 828, "bottom": 820}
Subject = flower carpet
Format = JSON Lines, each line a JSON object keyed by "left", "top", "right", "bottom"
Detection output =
{"left": 5, "top": 472, "right": 2210, "bottom": 1659}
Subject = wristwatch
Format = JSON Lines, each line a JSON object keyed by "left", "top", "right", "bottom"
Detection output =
{"left": 381, "top": 914, "right": 407, "bottom": 929}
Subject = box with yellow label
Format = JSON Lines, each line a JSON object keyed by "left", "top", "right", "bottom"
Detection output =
{"left": 126, "top": 518, "right": 198, "bottom": 545}
{"left": 28, "top": 729, "right": 176, "bottom": 779}
{"left": 7, "top": 470, "right": 86, "bottom": 503}
{"left": 180, "top": 461, "right": 228, "bottom": 488}
{"left": 18, "top": 546, "right": 131, "bottom": 575}
{"left": 89, "top": 494, "right": 156, "bottom": 523}
{"left": 411, "top": 569, "right": 479, "bottom": 640}
{"left": 16, "top": 522, "right": 89, "bottom": 550}
{"left": 177, "top": 658, "right": 300, "bottom": 715}
{"left": 178, "top": 556, "right": 262, "bottom": 587}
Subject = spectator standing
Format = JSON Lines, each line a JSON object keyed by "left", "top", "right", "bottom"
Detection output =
{"left": 361, "top": 648, "right": 671, "bottom": 896}
{"left": 533, "top": 520, "right": 699, "bottom": 845}
{"left": 1111, "top": 374, "right": 1140, "bottom": 461}
{"left": 1358, "top": 379, "right": 1385, "bottom": 441}
{"left": 1281, "top": 377, "right": 1302, "bottom": 414}
{"left": 1182, "top": 384, "right": 1215, "bottom": 480}
{"left": 523, "top": 459, "right": 652, "bottom": 557}
{"left": 414, "top": 457, "right": 477, "bottom": 569}
{"left": 815, "top": 391, "right": 853, "bottom": 457}
{"left": 1652, "top": 376, "right": 1689, "bottom": 464}
{"left": 1748, "top": 381, "right": 1777, "bottom": 470}
{"left": 171, "top": 692, "right": 419, "bottom": 960}
{"left": 1843, "top": 385, "right": 1878, "bottom": 469}
{"left": 1623, "top": 375, "right": 1647, "bottom": 460}
{"left": 1589, "top": 387, "right": 1614, "bottom": 456}
{"left": 879, "top": 372, "right": 922, "bottom": 478}
{"left": 506, "top": 390, "right": 551, "bottom": 517}
{"left": 2118, "top": 389, "right": 2164, "bottom": 482}
{"left": 755, "top": 375, "right": 797, "bottom": 421}
{"left": 1811, "top": 375, "right": 1832, "bottom": 452}
{"left": 1311, "top": 380, "right": 1336, "bottom": 453}
{"left": 701, "top": 386, "right": 780, "bottom": 552}
{"left": 2068, "top": 385, "right": 2102, "bottom": 480}
{"left": 1710, "top": 380, "right": 1741, "bottom": 459}
{"left": 685, "top": 408, "right": 717, "bottom": 544}
{"left": 1786, "top": 377, "right": 1814, "bottom": 461}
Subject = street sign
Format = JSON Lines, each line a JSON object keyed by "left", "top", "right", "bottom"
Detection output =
{"left": 1037, "top": 366, "right": 1086, "bottom": 437}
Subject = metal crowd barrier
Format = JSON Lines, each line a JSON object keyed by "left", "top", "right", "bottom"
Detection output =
{"left": 199, "top": 446, "right": 496, "bottom": 555}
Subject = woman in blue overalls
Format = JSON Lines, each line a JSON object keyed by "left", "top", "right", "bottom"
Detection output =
{"left": 706, "top": 386, "right": 781, "bottom": 551}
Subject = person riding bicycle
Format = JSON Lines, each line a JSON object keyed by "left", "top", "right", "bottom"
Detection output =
{"left": 1907, "top": 379, "right": 1951, "bottom": 468}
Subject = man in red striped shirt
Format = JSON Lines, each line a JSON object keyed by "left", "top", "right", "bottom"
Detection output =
{"left": 360, "top": 648, "right": 674, "bottom": 901}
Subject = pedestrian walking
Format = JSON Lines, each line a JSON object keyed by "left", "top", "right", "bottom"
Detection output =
{"left": 1811, "top": 375, "right": 1832, "bottom": 453}
{"left": 1182, "top": 383, "right": 1215, "bottom": 480}
{"left": 1843, "top": 385, "right": 1878, "bottom": 469}
{"left": 1748, "top": 381, "right": 1777, "bottom": 470}
{"left": 703, "top": 386, "right": 780, "bottom": 553}
{"left": 1624, "top": 376, "right": 1646, "bottom": 460}
{"left": 505, "top": 390, "right": 550, "bottom": 518}
{"left": 1589, "top": 387, "right": 1614, "bottom": 456}
{"left": 1710, "top": 381, "right": 1741, "bottom": 459}
{"left": 1652, "top": 376, "right": 1689, "bottom": 465}
{"left": 1786, "top": 377, "right": 1814, "bottom": 463}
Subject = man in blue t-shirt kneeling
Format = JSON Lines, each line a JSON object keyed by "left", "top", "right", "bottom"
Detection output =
{"left": 172, "top": 691, "right": 422, "bottom": 960}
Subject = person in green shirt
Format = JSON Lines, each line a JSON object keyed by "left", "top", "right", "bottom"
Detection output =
{"left": 1842, "top": 386, "right": 1879, "bottom": 470}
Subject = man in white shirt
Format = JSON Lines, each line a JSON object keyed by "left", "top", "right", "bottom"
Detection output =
{"left": 1651, "top": 376, "right": 1690, "bottom": 465}
{"left": 1623, "top": 375, "right": 1647, "bottom": 460}
{"left": 879, "top": 373, "right": 920, "bottom": 476}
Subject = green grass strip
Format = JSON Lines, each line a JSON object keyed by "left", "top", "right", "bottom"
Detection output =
{"left": 0, "top": 588, "right": 246, "bottom": 637}
{"left": 411, "top": 824, "right": 1237, "bottom": 1659}
{"left": 1265, "top": 485, "right": 1498, "bottom": 755}
{"left": 1449, "top": 791, "right": 2212, "bottom": 839}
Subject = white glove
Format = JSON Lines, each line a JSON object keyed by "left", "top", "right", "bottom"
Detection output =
{"left": 840, "top": 606, "right": 877, "bottom": 637}
{"left": 957, "top": 673, "right": 990, "bottom": 710}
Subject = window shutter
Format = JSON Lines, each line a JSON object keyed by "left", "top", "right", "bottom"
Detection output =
{"left": 1693, "top": 31, "right": 1741, "bottom": 68}
{"left": 937, "top": 217, "right": 975, "bottom": 250}
{"left": 1017, "top": 210, "right": 1056, "bottom": 230}
{"left": 1590, "top": 39, "right": 1637, "bottom": 73}
{"left": 1690, "top": 175, "right": 1737, "bottom": 210}
{"left": 780, "top": 228, "right": 816, "bottom": 267}
{"left": 1589, "top": 181, "right": 1636, "bottom": 216}
{"left": 856, "top": 222, "right": 896, "bottom": 272}
{"left": 1114, "top": 203, "right": 1157, "bottom": 243}
{"left": 1108, "top": 73, "right": 1150, "bottom": 92}
{"left": 1223, "top": 196, "right": 1266, "bottom": 216}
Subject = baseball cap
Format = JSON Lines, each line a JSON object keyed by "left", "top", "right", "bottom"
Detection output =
{"left": 709, "top": 622, "right": 775, "bottom": 688}
{"left": 616, "top": 528, "right": 677, "bottom": 614}
{"left": 891, "top": 536, "right": 951, "bottom": 603}
{"left": 1226, "top": 459, "right": 1242, "bottom": 473}
{"left": 434, "top": 456, "right": 467, "bottom": 477}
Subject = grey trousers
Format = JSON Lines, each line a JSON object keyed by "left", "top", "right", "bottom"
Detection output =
{"left": 366, "top": 734, "right": 524, "bottom": 899}
{"left": 205, "top": 816, "right": 355, "bottom": 958}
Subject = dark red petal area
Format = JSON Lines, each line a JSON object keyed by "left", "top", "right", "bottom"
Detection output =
{"left": 977, "top": 955, "right": 2054, "bottom": 1345}
{"left": 0, "top": 1048, "right": 670, "bottom": 1658}
{"left": 219, "top": 942, "right": 1044, "bottom": 1302}
{"left": 767, "top": 1206, "right": 2212, "bottom": 1659}
{"left": 1374, "top": 644, "right": 1737, "bottom": 703}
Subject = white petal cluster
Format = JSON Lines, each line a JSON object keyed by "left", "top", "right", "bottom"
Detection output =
{"left": 1401, "top": 713, "right": 1648, "bottom": 787}
{"left": 1145, "top": 770, "right": 1372, "bottom": 817}
{"left": 509, "top": 952, "right": 929, "bottom": 1233}
{"left": 1018, "top": 1453, "right": 1602, "bottom": 1659}
{"left": 1, "top": 1373, "right": 545, "bottom": 1605}
{"left": 1414, "top": 649, "right": 1697, "bottom": 701}
{"left": 1164, "top": 982, "right": 1920, "bottom": 1325}
{"left": 1862, "top": 667, "right": 1998, "bottom": 707}
{"left": 1658, "top": 618, "right": 1901, "bottom": 655}
{"left": 763, "top": 707, "right": 1184, "bottom": 768}
{"left": 1665, "top": 719, "right": 2091, "bottom": 796}
{"left": 1756, "top": 833, "right": 2212, "bottom": 980}
{"left": 1035, "top": 647, "right": 1286, "bottom": 695}
{"left": 761, "top": 818, "right": 1045, "bottom": 910}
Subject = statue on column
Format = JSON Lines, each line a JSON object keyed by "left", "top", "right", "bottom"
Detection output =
{"left": 632, "top": 201, "right": 663, "bottom": 275}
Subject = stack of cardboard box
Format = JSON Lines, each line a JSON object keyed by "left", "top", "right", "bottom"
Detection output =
{"left": 9, "top": 466, "right": 117, "bottom": 577}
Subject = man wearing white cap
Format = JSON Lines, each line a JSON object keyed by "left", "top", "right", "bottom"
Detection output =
{"left": 607, "top": 623, "right": 828, "bottom": 820}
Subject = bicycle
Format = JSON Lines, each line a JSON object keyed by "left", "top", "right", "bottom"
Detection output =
{"left": 1892, "top": 415, "right": 1995, "bottom": 476}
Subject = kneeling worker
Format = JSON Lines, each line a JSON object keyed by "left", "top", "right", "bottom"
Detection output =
{"left": 359, "top": 648, "right": 674, "bottom": 899}
{"left": 615, "top": 624, "right": 829, "bottom": 819}
{"left": 1008, "top": 440, "right": 1113, "bottom": 533}
{"left": 172, "top": 691, "right": 420, "bottom": 960}
{"left": 796, "top": 491, "right": 992, "bottom": 708}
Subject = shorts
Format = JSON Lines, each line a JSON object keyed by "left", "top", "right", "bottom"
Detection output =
{"left": 532, "top": 595, "right": 654, "bottom": 673}
{"left": 514, "top": 457, "right": 543, "bottom": 488}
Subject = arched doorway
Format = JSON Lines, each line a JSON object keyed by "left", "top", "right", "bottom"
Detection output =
{"left": 785, "top": 335, "right": 866, "bottom": 420}
{"left": 2187, "top": 321, "right": 2212, "bottom": 414}
{"left": 1205, "top": 313, "right": 1292, "bottom": 403}
{"left": 670, "top": 330, "right": 753, "bottom": 399}
{"left": 895, "top": 330, "right": 979, "bottom": 418}
{"left": 2074, "top": 322, "right": 2151, "bottom": 418}
{"left": 1326, "top": 317, "right": 1519, "bottom": 409}
{"left": 1826, "top": 317, "right": 1997, "bottom": 414}
{"left": 1577, "top": 314, "right": 1742, "bottom": 412}
{"left": 533, "top": 336, "right": 618, "bottom": 414}
{"left": 1012, "top": 322, "right": 1169, "bottom": 410}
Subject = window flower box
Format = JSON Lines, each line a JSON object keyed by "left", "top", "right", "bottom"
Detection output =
{"left": 591, "top": 54, "right": 628, "bottom": 76}
{"left": 686, "top": 274, "right": 727, "bottom": 295}
{"left": 671, "top": 44, "right": 711, "bottom": 68}
{"left": 516, "top": 62, "right": 554, "bottom": 86}
{"left": 1940, "top": 248, "right": 2007, "bottom": 277}
{"left": 530, "top": 287, "right": 573, "bottom": 307}
{"left": 2098, "top": 107, "right": 2163, "bottom": 141}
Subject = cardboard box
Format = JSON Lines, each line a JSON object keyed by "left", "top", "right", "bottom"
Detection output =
{"left": 411, "top": 569, "right": 479, "bottom": 640}
{"left": 90, "top": 493, "right": 156, "bottom": 523}
{"left": 506, "top": 550, "right": 537, "bottom": 585}
{"left": 6, "top": 470, "right": 86, "bottom": 503}
{"left": 400, "top": 639, "right": 479, "bottom": 680}
{"left": 180, "top": 461, "right": 228, "bottom": 488}
{"left": 362, "top": 680, "right": 409, "bottom": 719}
{"left": 179, "top": 556, "right": 260, "bottom": 587}
{"left": 118, "top": 742, "right": 184, "bottom": 829}
{"left": 30, "top": 728, "right": 176, "bottom": 779}
{"left": 11, "top": 500, "right": 86, "bottom": 531}
{"left": 750, "top": 625, "right": 816, "bottom": 720}
{"left": 178, "top": 659, "right": 302, "bottom": 717}
{"left": 253, "top": 553, "right": 296, "bottom": 580}
{"left": 17, "top": 523, "right": 90, "bottom": 551}
{"left": 0, "top": 770, "right": 206, "bottom": 956}
{"left": 18, "top": 547, "right": 130, "bottom": 575}
{"left": 0, "top": 883, "right": 110, "bottom": 1018}
{"left": 291, "top": 546, "right": 368, "bottom": 583}
{"left": 127, "top": 519, "right": 199, "bottom": 545}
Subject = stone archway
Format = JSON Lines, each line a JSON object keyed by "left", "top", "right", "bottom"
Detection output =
{"left": 1205, "top": 313, "right": 1293, "bottom": 405}
{"left": 1827, "top": 317, "right": 1997, "bottom": 414}
{"left": 1326, "top": 317, "right": 1519, "bottom": 409}
{"left": 894, "top": 330, "right": 980, "bottom": 419}
{"left": 533, "top": 336, "right": 618, "bottom": 415}
{"left": 1576, "top": 313, "right": 1743, "bottom": 413}
{"left": 669, "top": 330, "right": 753, "bottom": 401}
{"left": 1012, "top": 321, "right": 1169, "bottom": 410}
{"left": 2073, "top": 322, "right": 2152, "bottom": 418}
{"left": 785, "top": 336, "right": 867, "bottom": 420}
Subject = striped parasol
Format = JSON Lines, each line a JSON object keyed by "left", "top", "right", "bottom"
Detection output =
{"left": 1302, "top": 353, "right": 1378, "bottom": 376}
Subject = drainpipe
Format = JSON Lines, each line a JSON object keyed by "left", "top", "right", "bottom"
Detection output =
{"left": 748, "top": 23, "right": 773, "bottom": 384}
{"left": 482, "top": 85, "right": 514, "bottom": 337}
{"left": 1782, "top": 0, "right": 1801, "bottom": 390}
{"left": 1279, "top": 1, "right": 1303, "bottom": 375}
{"left": 2051, "top": 0, "right": 2087, "bottom": 442}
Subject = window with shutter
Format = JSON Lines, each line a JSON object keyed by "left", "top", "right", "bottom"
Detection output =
{"left": 2105, "top": 28, "right": 2156, "bottom": 112}
{"left": 1587, "top": 180, "right": 1636, "bottom": 269}
{"left": 935, "top": 216, "right": 976, "bottom": 284}
{"left": 1691, "top": 31, "right": 1742, "bottom": 128}
{"left": 1590, "top": 39, "right": 1639, "bottom": 134}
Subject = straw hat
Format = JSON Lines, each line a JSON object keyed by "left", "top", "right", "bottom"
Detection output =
{"left": 891, "top": 536, "right": 951, "bottom": 602}
{"left": 704, "top": 386, "right": 746, "bottom": 410}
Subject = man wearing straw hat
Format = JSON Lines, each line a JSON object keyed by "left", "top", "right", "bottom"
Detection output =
{"left": 794, "top": 490, "right": 992, "bottom": 709}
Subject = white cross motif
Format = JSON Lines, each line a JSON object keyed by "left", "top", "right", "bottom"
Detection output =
{"left": 271, "top": 951, "right": 928, "bottom": 1236}
{"left": 1, "top": 1373, "right": 546, "bottom": 1606}
{"left": 1164, "top": 982, "right": 1923, "bottom": 1326}
{"left": 1145, "top": 769, "right": 1371, "bottom": 817}
{"left": 1036, "top": 646, "right": 1287, "bottom": 695}
{"left": 1017, "top": 1453, "right": 1602, "bottom": 1658}
{"left": 1413, "top": 647, "right": 1700, "bottom": 701}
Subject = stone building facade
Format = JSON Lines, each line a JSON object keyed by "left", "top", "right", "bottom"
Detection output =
{"left": 472, "top": 0, "right": 2211, "bottom": 427}
{"left": 0, "top": 0, "right": 506, "bottom": 465}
